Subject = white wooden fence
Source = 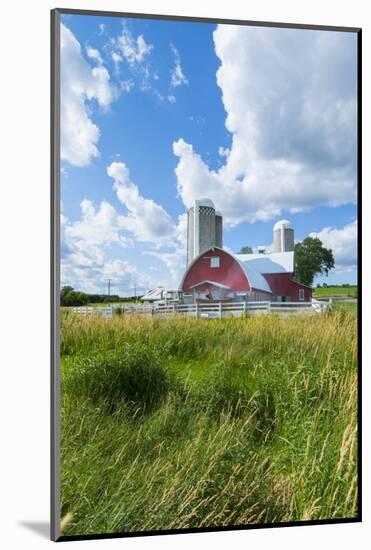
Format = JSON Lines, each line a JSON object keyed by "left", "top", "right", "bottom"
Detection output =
{"left": 70, "top": 299, "right": 330, "bottom": 319}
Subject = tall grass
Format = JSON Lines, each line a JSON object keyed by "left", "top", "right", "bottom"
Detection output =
{"left": 60, "top": 310, "right": 358, "bottom": 535}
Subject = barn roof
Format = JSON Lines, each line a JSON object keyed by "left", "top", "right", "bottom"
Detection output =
{"left": 141, "top": 287, "right": 164, "bottom": 301}
{"left": 235, "top": 251, "right": 294, "bottom": 274}
{"left": 236, "top": 261, "right": 272, "bottom": 293}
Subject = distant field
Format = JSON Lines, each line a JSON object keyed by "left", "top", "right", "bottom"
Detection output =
{"left": 314, "top": 286, "right": 357, "bottom": 299}
{"left": 333, "top": 301, "right": 358, "bottom": 313}
{"left": 60, "top": 310, "right": 358, "bottom": 535}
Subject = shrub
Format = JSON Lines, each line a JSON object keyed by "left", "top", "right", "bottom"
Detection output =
{"left": 63, "top": 345, "right": 171, "bottom": 415}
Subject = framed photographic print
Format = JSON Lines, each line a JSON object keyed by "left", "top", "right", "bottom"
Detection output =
{"left": 51, "top": 7, "right": 361, "bottom": 542}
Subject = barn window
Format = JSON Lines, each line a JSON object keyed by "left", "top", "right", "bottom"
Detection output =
{"left": 299, "top": 289, "right": 305, "bottom": 301}
{"left": 210, "top": 256, "right": 220, "bottom": 268}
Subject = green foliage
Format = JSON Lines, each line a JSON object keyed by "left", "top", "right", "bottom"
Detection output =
{"left": 60, "top": 286, "right": 142, "bottom": 307}
{"left": 60, "top": 313, "right": 358, "bottom": 535}
{"left": 60, "top": 286, "right": 89, "bottom": 307}
{"left": 295, "top": 237, "right": 335, "bottom": 287}
{"left": 238, "top": 245, "right": 253, "bottom": 254}
{"left": 88, "top": 294, "right": 142, "bottom": 304}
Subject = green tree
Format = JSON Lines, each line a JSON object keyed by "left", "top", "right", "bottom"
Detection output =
{"left": 294, "top": 237, "right": 335, "bottom": 287}
{"left": 238, "top": 245, "right": 253, "bottom": 254}
{"left": 61, "top": 285, "right": 74, "bottom": 299}
{"left": 60, "top": 286, "right": 89, "bottom": 306}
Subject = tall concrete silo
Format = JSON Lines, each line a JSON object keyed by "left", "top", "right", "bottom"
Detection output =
{"left": 273, "top": 220, "right": 294, "bottom": 252}
{"left": 215, "top": 211, "right": 223, "bottom": 248}
{"left": 187, "top": 198, "right": 217, "bottom": 265}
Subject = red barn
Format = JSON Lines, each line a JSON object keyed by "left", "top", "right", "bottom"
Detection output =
{"left": 180, "top": 247, "right": 311, "bottom": 303}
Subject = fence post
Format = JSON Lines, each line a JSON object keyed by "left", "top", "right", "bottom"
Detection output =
{"left": 219, "top": 302, "right": 222, "bottom": 319}
{"left": 173, "top": 304, "right": 176, "bottom": 316}
{"left": 267, "top": 301, "right": 271, "bottom": 314}
{"left": 195, "top": 302, "right": 199, "bottom": 319}
{"left": 244, "top": 301, "right": 247, "bottom": 317}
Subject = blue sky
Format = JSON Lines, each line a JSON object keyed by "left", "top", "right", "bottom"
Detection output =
{"left": 60, "top": 14, "right": 358, "bottom": 295}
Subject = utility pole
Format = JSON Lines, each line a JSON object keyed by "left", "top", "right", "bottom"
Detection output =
{"left": 105, "top": 278, "right": 113, "bottom": 298}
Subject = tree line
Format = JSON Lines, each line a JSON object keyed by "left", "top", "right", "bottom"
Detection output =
{"left": 60, "top": 286, "right": 141, "bottom": 307}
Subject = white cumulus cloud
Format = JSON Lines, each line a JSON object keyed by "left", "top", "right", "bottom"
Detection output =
{"left": 106, "top": 162, "right": 189, "bottom": 285}
{"left": 145, "top": 212, "right": 187, "bottom": 283}
{"left": 61, "top": 24, "right": 114, "bottom": 167}
{"left": 86, "top": 46, "right": 103, "bottom": 65}
{"left": 65, "top": 199, "right": 132, "bottom": 248}
{"left": 117, "top": 24, "right": 153, "bottom": 66}
{"left": 173, "top": 26, "right": 357, "bottom": 226}
{"left": 60, "top": 200, "right": 148, "bottom": 294}
{"left": 107, "top": 162, "right": 176, "bottom": 244}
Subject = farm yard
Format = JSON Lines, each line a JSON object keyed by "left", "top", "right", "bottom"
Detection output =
{"left": 60, "top": 308, "right": 358, "bottom": 535}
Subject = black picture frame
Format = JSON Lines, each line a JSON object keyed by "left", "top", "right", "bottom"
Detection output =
{"left": 51, "top": 7, "right": 362, "bottom": 542}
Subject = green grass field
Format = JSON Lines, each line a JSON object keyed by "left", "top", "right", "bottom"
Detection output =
{"left": 314, "top": 286, "right": 357, "bottom": 299}
{"left": 333, "top": 301, "right": 358, "bottom": 313}
{"left": 60, "top": 310, "right": 358, "bottom": 535}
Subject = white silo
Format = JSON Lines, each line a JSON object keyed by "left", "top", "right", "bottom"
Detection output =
{"left": 187, "top": 198, "right": 217, "bottom": 265}
{"left": 273, "top": 220, "right": 294, "bottom": 252}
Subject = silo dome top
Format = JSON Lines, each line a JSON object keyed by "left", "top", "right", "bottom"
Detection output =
{"left": 194, "top": 198, "right": 215, "bottom": 209}
{"left": 215, "top": 211, "right": 222, "bottom": 216}
{"left": 273, "top": 219, "right": 293, "bottom": 231}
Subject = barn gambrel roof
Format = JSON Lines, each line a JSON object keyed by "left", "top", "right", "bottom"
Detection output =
{"left": 236, "top": 260, "right": 272, "bottom": 293}
{"left": 180, "top": 247, "right": 274, "bottom": 294}
{"left": 235, "top": 251, "right": 294, "bottom": 274}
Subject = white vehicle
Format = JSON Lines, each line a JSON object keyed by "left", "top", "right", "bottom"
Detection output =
{"left": 161, "top": 289, "right": 182, "bottom": 306}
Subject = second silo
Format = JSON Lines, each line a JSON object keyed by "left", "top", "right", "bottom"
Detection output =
{"left": 215, "top": 211, "right": 223, "bottom": 248}
{"left": 273, "top": 220, "right": 294, "bottom": 252}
